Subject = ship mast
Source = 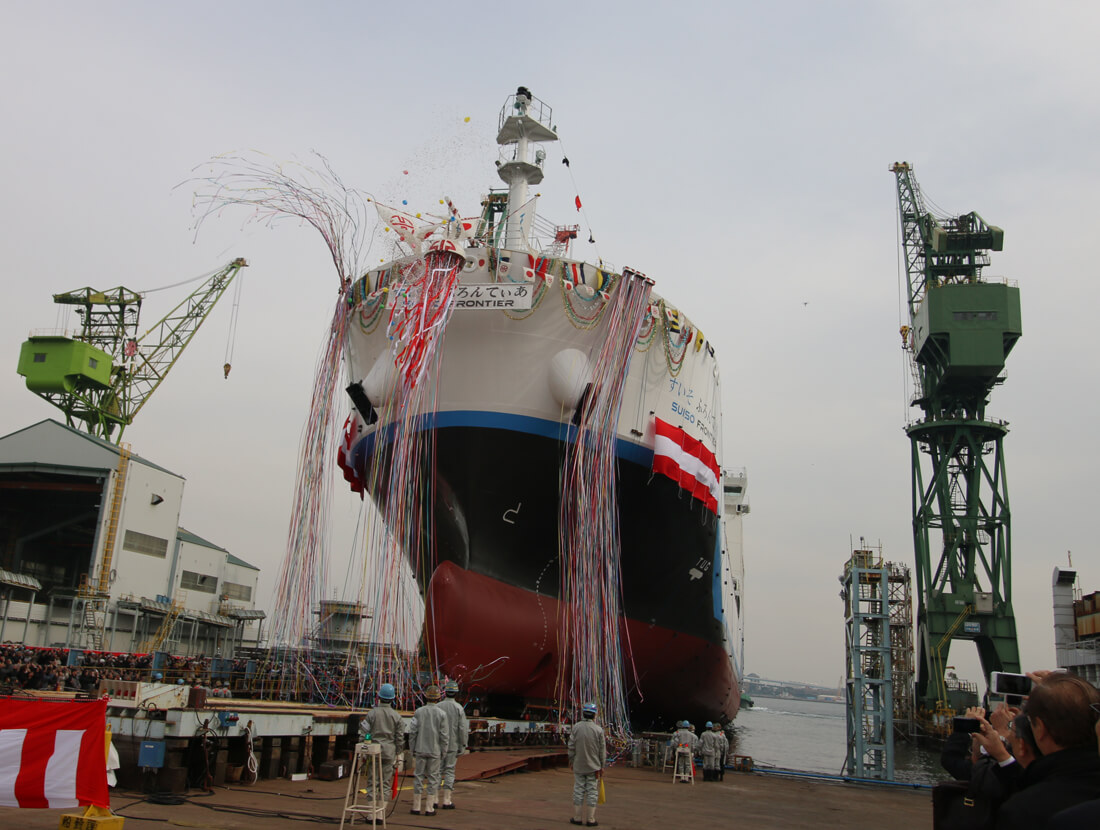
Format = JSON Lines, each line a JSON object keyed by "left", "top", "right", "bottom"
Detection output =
{"left": 496, "top": 86, "right": 558, "bottom": 252}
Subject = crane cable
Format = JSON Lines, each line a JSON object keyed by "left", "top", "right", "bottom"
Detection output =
{"left": 895, "top": 185, "right": 910, "bottom": 424}
{"left": 137, "top": 265, "right": 222, "bottom": 295}
{"left": 223, "top": 273, "right": 244, "bottom": 379}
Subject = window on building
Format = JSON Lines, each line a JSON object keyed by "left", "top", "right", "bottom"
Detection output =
{"left": 33, "top": 353, "right": 46, "bottom": 363}
{"left": 181, "top": 570, "right": 218, "bottom": 594}
{"left": 122, "top": 530, "right": 168, "bottom": 558}
{"left": 223, "top": 581, "right": 252, "bottom": 602}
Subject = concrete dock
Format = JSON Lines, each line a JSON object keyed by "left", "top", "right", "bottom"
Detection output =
{"left": 1, "top": 754, "right": 933, "bottom": 829}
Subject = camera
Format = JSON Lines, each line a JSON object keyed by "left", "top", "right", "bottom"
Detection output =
{"left": 990, "top": 671, "right": 1032, "bottom": 697}
{"left": 952, "top": 716, "right": 982, "bottom": 734}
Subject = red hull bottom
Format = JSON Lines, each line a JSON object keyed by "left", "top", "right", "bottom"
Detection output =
{"left": 425, "top": 561, "right": 740, "bottom": 726}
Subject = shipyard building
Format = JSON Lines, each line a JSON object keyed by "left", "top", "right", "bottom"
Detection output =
{"left": 1052, "top": 566, "right": 1100, "bottom": 685}
{"left": 0, "top": 419, "right": 265, "bottom": 655}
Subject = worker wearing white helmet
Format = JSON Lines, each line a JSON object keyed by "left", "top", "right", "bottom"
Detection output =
{"left": 437, "top": 679, "right": 469, "bottom": 810}
{"left": 408, "top": 684, "right": 449, "bottom": 816}
{"left": 362, "top": 682, "right": 405, "bottom": 811}
{"left": 568, "top": 702, "right": 606, "bottom": 827}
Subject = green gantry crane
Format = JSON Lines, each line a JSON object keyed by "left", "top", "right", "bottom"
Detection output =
{"left": 890, "top": 163, "right": 1022, "bottom": 717}
{"left": 17, "top": 258, "right": 247, "bottom": 443}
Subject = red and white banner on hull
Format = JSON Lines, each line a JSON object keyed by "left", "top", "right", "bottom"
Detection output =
{"left": 0, "top": 698, "right": 109, "bottom": 809}
{"left": 652, "top": 417, "right": 721, "bottom": 514}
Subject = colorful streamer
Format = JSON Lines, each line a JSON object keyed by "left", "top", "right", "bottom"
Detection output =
{"left": 556, "top": 269, "right": 653, "bottom": 742}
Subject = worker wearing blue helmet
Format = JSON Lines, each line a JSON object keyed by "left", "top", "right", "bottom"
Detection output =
{"left": 714, "top": 721, "right": 729, "bottom": 781}
{"left": 362, "top": 681, "right": 405, "bottom": 812}
{"left": 568, "top": 702, "right": 605, "bottom": 827}
{"left": 700, "top": 720, "right": 721, "bottom": 780}
{"left": 670, "top": 720, "right": 697, "bottom": 782}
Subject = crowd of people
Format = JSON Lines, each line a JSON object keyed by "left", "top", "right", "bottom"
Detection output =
{"left": 938, "top": 668, "right": 1100, "bottom": 828}
{"left": 0, "top": 644, "right": 157, "bottom": 692}
{"left": 0, "top": 643, "right": 396, "bottom": 707}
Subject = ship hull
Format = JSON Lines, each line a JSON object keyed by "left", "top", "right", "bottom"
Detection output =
{"left": 344, "top": 247, "right": 743, "bottom": 727}
{"left": 426, "top": 560, "right": 739, "bottom": 726}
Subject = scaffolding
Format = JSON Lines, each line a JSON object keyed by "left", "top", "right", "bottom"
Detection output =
{"left": 841, "top": 546, "right": 894, "bottom": 779}
{"left": 887, "top": 562, "right": 915, "bottom": 739}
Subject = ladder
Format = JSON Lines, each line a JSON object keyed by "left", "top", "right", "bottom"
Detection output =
{"left": 673, "top": 745, "right": 695, "bottom": 784}
{"left": 142, "top": 594, "right": 185, "bottom": 654}
{"left": 97, "top": 443, "right": 130, "bottom": 596}
{"left": 340, "top": 742, "right": 386, "bottom": 828}
{"left": 76, "top": 443, "right": 131, "bottom": 651}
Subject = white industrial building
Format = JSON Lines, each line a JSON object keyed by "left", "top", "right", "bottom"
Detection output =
{"left": 0, "top": 419, "right": 265, "bottom": 656}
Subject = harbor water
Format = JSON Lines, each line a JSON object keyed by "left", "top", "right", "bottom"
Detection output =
{"left": 729, "top": 696, "right": 943, "bottom": 786}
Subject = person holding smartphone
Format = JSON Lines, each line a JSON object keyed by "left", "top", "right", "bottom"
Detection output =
{"left": 989, "top": 672, "right": 1100, "bottom": 829}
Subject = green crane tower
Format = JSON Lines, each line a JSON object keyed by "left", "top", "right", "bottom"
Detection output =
{"left": 16, "top": 258, "right": 247, "bottom": 443}
{"left": 890, "top": 163, "right": 1022, "bottom": 717}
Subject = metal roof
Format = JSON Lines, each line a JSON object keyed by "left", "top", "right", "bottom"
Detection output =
{"left": 176, "top": 527, "right": 228, "bottom": 553}
{"left": 186, "top": 609, "right": 235, "bottom": 628}
{"left": 225, "top": 553, "right": 259, "bottom": 571}
{"left": 225, "top": 608, "right": 266, "bottom": 621}
{"left": 0, "top": 419, "right": 183, "bottom": 479}
{"left": 139, "top": 597, "right": 172, "bottom": 614}
{"left": 136, "top": 597, "right": 234, "bottom": 627}
{"left": 0, "top": 568, "right": 42, "bottom": 592}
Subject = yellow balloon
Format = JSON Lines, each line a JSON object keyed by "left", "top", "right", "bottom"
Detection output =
{"left": 464, "top": 116, "right": 470, "bottom": 123}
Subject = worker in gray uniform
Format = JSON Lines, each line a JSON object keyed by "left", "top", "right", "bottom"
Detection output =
{"left": 407, "top": 684, "right": 449, "bottom": 816}
{"left": 670, "top": 720, "right": 697, "bottom": 781}
{"left": 360, "top": 682, "right": 405, "bottom": 807}
{"left": 568, "top": 701, "right": 606, "bottom": 827}
{"left": 699, "top": 720, "right": 720, "bottom": 780}
{"left": 437, "top": 679, "right": 469, "bottom": 809}
{"left": 715, "top": 721, "right": 729, "bottom": 780}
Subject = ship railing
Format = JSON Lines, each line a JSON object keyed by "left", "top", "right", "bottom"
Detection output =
{"left": 26, "top": 328, "right": 81, "bottom": 339}
{"left": 499, "top": 92, "right": 553, "bottom": 133}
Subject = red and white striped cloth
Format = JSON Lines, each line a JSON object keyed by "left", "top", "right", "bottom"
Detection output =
{"left": 652, "top": 417, "right": 721, "bottom": 514}
{"left": 0, "top": 698, "right": 109, "bottom": 809}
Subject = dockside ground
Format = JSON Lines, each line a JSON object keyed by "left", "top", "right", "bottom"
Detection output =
{"left": 3, "top": 760, "right": 931, "bottom": 829}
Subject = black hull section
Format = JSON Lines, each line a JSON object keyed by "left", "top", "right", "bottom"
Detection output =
{"left": 353, "top": 417, "right": 737, "bottom": 722}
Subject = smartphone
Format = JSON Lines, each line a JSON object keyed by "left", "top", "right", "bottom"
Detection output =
{"left": 990, "top": 671, "right": 1032, "bottom": 697}
{"left": 952, "top": 716, "right": 981, "bottom": 734}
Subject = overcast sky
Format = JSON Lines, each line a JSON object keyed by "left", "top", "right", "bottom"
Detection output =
{"left": 2, "top": 2, "right": 1097, "bottom": 688}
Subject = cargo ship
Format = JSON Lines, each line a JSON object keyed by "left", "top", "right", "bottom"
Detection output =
{"left": 339, "top": 88, "right": 746, "bottom": 727}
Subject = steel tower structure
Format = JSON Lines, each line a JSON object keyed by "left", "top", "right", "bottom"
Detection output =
{"left": 841, "top": 546, "right": 895, "bottom": 779}
{"left": 891, "top": 163, "right": 1021, "bottom": 714}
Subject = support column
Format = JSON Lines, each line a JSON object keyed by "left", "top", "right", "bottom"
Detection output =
{"left": 66, "top": 598, "right": 78, "bottom": 647}
{"left": 22, "top": 591, "right": 37, "bottom": 645}
{"left": 44, "top": 596, "right": 55, "bottom": 647}
{"left": 108, "top": 606, "right": 119, "bottom": 652}
{"left": 0, "top": 588, "right": 10, "bottom": 642}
